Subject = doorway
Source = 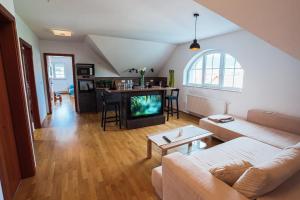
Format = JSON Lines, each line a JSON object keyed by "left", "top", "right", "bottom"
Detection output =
{"left": 43, "top": 53, "right": 77, "bottom": 114}
{"left": 19, "top": 38, "right": 41, "bottom": 130}
{"left": 0, "top": 4, "right": 36, "bottom": 200}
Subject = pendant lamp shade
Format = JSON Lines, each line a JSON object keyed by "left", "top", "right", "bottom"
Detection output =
{"left": 190, "top": 13, "right": 200, "bottom": 51}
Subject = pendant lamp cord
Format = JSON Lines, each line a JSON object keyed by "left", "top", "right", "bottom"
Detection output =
{"left": 194, "top": 15, "right": 198, "bottom": 40}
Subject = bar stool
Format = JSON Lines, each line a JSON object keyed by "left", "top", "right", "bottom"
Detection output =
{"left": 101, "top": 91, "right": 121, "bottom": 131}
{"left": 165, "top": 89, "right": 179, "bottom": 121}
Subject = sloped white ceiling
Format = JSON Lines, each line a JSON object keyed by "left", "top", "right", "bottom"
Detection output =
{"left": 195, "top": 0, "right": 300, "bottom": 60}
{"left": 87, "top": 35, "right": 176, "bottom": 76}
{"left": 13, "top": 0, "right": 239, "bottom": 43}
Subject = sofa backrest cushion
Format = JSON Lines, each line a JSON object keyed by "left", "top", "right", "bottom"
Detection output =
{"left": 233, "top": 146, "right": 300, "bottom": 199}
{"left": 209, "top": 160, "right": 252, "bottom": 186}
{"left": 247, "top": 109, "right": 300, "bottom": 135}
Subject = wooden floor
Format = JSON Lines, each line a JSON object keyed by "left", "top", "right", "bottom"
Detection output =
{"left": 14, "top": 95, "right": 220, "bottom": 200}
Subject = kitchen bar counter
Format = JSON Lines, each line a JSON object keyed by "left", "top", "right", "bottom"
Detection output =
{"left": 103, "top": 87, "right": 176, "bottom": 93}
{"left": 97, "top": 87, "right": 177, "bottom": 129}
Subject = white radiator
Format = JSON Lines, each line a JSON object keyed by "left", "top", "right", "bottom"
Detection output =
{"left": 186, "top": 95, "right": 227, "bottom": 117}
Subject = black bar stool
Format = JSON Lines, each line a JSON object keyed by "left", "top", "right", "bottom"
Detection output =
{"left": 101, "top": 91, "right": 121, "bottom": 131}
{"left": 165, "top": 89, "right": 179, "bottom": 121}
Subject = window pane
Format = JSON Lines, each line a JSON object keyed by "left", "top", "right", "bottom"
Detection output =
{"left": 195, "top": 69, "right": 202, "bottom": 84}
{"left": 185, "top": 51, "right": 244, "bottom": 90}
{"left": 212, "top": 53, "right": 221, "bottom": 69}
{"left": 223, "top": 69, "right": 234, "bottom": 87}
{"left": 205, "top": 54, "right": 213, "bottom": 69}
{"left": 188, "top": 70, "right": 195, "bottom": 84}
{"left": 54, "top": 64, "right": 65, "bottom": 79}
{"left": 234, "top": 69, "right": 244, "bottom": 88}
{"left": 193, "top": 57, "right": 203, "bottom": 70}
{"left": 211, "top": 69, "right": 219, "bottom": 85}
{"left": 204, "top": 68, "right": 212, "bottom": 84}
{"left": 224, "top": 54, "right": 235, "bottom": 69}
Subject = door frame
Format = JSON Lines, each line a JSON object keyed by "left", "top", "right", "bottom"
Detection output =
{"left": 19, "top": 38, "right": 42, "bottom": 129}
{"left": 43, "top": 53, "right": 78, "bottom": 114}
{"left": 0, "top": 4, "right": 36, "bottom": 200}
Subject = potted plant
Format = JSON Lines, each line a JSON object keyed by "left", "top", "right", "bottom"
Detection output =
{"left": 139, "top": 67, "right": 146, "bottom": 88}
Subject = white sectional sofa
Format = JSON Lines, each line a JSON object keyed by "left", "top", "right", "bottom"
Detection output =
{"left": 152, "top": 110, "right": 300, "bottom": 200}
{"left": 200, "top": 109, "right": 300, "bottom": 149}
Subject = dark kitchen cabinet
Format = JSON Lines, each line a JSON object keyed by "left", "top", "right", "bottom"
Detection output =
{"left": 78, "top": 92, "right": 97, "bottom": 113}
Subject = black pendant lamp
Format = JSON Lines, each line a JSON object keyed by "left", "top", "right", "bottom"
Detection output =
{"left": 190, "top": 13, "right": 200, "bottom": 51}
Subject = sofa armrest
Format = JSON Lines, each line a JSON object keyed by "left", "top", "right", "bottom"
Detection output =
{"left": 162, "top": 152, "right": 249, "bottom": 200}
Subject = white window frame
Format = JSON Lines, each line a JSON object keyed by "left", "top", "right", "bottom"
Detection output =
{"left": 52, "top": 63, "right": 66, "bottom": 80}
{"left": 184, "top": 50, "right": 244, "bottom": 92}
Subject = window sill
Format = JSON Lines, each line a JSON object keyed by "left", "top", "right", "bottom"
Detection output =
{"left": 182, "top": 84, "right": 242, "bottom": 93}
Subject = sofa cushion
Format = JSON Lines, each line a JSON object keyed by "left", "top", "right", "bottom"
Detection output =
{"left": 247, "top": 109, "right": 300, "bottom": 135}
{"left": 209, "top": 160, "right": 252, "bottom": 186}
{"left": 257, "top": 171, "right": 300, "bottom": 200}
{"left": 233, "top": 147, "right": 300, "bottom": 199}
{"left": 200, "top": 117, "right": 300, "bottom": 149}
{"left": 191, "top": 137, "right": 281, "bottom": 169}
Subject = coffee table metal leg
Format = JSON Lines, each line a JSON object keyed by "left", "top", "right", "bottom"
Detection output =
{"left": 188, "top": 142, "right": 193, "bottom": 153}
{"left": 147, "top": 139, "right": 152, "bottom": 159}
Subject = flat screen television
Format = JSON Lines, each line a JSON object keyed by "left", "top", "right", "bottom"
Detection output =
{"left": 130, "top": 94, "right": 162, "bottom": 118}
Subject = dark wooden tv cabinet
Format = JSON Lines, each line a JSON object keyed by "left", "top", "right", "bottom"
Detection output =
{"left": 103, "top": 87, "right": 176, "bottom": 129}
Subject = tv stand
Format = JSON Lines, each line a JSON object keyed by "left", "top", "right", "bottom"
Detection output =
{"left": 126, "top": 115, "right": 165, "bottom": 129}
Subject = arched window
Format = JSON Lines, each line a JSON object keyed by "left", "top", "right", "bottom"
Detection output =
{"left": 184, "top": 50, "right": 244, "bottom": 91}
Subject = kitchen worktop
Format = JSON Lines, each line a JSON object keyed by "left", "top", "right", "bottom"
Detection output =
{"left": 102, "top": 87, "right": 176, "bottom": 93}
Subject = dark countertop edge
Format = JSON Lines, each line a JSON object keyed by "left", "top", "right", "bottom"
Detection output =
{"left": 97, "top": 87, "right": 177, "bottom": 93}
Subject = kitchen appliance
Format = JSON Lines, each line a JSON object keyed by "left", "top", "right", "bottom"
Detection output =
{"left": 76, "top": 63, "right": 94, "bottom": 77}
{"left": 76, "top": 63, "right": 96, "bottom": 113}
{"left": 78, "top": 79, "right": 95, "bottom": 93}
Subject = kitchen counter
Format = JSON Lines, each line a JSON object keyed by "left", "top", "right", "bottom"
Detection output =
{"left": 101, "top": 87, "right": 176, "bottom": 93}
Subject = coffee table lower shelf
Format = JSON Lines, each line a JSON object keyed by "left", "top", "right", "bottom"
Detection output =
{"left": 146, "top": 131, "right": 213, "bottom": 159}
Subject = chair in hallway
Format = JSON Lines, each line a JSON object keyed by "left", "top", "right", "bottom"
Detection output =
{"left": 165, "top": 89, "right": 179, "bottom": 121}
{"left": 101, "top": 91, "right": 121, "bottom": 131}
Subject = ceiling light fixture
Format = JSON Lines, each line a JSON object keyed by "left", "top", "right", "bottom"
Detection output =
{"left": 190, "top": 13, "right": 200, "bottom": 51}
{"left": 51, "top": 29, "right": 72, "bottom": 37}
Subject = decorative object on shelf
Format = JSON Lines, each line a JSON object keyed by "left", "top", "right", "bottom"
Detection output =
{"left": 190, "top": 13, "right": 200, "bottom": 51}
{"left": 128, "top": 68, "right": 138, "bottom": 73}
{"left": 168, "top": 69, "right": 175, "bottom": 87}
{"left": 139, "top": 67, "right": 146, "bottom": 88}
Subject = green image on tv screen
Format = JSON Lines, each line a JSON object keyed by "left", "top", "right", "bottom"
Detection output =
{"left": 130, "top": 95, "right": 162, "bottom": 117}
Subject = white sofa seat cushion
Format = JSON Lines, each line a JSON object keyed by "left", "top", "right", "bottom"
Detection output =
{"left": 191, "top": 137, "right": 281, "bottom": 169}
{"left": 233, "top": 147, "right": 300, "bottom": 199}
{"left": 200, "top": 118, "right": 300, "bottom": 149}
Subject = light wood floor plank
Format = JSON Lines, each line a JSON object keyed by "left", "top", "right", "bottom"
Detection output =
{"left": 14, "top": 95, "right": 220, "bottom": 200}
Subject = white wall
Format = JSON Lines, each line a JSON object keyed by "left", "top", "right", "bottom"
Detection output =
{"left": 15, "top": 14, "right": 48, "bottom": 122}
{"left": 48, "top": 56, "right": 73, "bottom": 92}
{"left": 39, "top": 40, "right": 119, "bottom": 77}
{"left": 195, "top": 0, "right": 300, "bottom": 60}
{"left": 39, "top": 40, "right": 119, "bottom": 112}
{"left": 160, "top": 30, "right": 300, "bottom": 118}
{"left": 88, "top": 35, "right": 176, "bottom": 77}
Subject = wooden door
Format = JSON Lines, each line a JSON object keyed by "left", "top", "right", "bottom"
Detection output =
{"left": 0, "top": 48, "right": 21, "bottom": 200}
{"left": 19, "top": 39, "right": 41, "bottom": 130}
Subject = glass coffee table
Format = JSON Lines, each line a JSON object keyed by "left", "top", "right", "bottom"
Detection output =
{"left": 146, "top": 125, "right": 213, "bottom": 158}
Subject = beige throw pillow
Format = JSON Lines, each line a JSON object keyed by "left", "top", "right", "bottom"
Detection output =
{"left": 233, "top": 147, "right": 300, "bottom": 199}
{"left": 209, "top": 160, "right": 252, "bottom": 186}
